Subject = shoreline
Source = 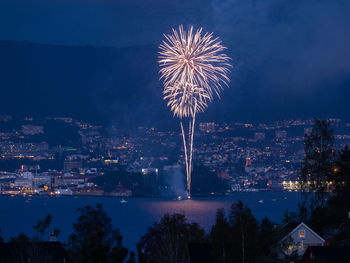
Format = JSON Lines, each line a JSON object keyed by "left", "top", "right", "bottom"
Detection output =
{"left": 0, "top": 189, "right": 301, "bottom": 199}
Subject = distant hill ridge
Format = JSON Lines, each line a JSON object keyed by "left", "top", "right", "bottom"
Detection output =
{"left": 0, "top": 40, "right": 164, "bottom": 126}
{"left": 0, "top": 40, "right": 349, "bottom": 127}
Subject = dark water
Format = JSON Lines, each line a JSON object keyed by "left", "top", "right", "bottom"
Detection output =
{"left": 0, "top": 192, "right": 301, "bottom": 251}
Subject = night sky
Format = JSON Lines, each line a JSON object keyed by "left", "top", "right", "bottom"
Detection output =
{"left": 0, "top": 0, "right": 350, "bottom": 125}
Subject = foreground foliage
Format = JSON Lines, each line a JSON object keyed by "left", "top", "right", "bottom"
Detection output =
{"left": 69, "top": 204, "right": 128, "bottom": 263}
{"left": 137, "top": 213, "right": 205, "bottom": 263}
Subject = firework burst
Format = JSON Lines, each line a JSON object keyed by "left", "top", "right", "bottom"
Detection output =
{"left": 158, "top": 25, "right": 231, "bottom": 194}
{"left": 159, "top": 25, "right": 231, "bottom": 119}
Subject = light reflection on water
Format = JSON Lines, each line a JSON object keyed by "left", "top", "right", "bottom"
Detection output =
{"left": 0, "top": 192, "right": 301, "bottom": 250}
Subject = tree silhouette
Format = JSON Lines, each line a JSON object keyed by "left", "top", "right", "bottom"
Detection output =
{"left": 69, "top": 204, "right": 128, "bottom": 263}
{"left": 333, "top": 145, "right": 350, "bottom": 208}
{"left": 229, "top": 201, "right": 259, "bottom": 263}
{"left": 259, "top": 217, "right": 277, "bottom": 260}
{"left": 210, "top": 209, "right": 233, "bottom": 263}
{"left": 9, "top": 233, "right": 30, "bottom": 243}
{"left": 137, "top": 213, "right": 205, "bottom": 263}
{"left": 33, "top": 214, "right": 52, "bottom": 241}
{"left": 300, "top": 119, "right": 335, "bottom": 207}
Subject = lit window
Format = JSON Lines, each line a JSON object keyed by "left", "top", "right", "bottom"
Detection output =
{"left": 299, "top": 230, "right": 305, "bottom": 239}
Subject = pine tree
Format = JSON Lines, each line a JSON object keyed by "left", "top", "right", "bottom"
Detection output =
{"left": 229, "top": 201, "right": 259, "bottom": 263}
{"left": 69, "top": 204, "right": 128, "bottom": 263}
{"left": 333, "top": 145, "right": 350, "bottom": 208}
{"left": 300, "top": 119, "right": 335, "bottom": 207}
{"left": 210, "top": 209, "right": 233, "bottom": 263}
{"left": 137, "top": 213, "right": 205, "bottom": 263}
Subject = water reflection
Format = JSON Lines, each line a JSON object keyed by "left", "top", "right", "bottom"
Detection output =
{"left": 0, "top": 192, "right": 301, "bottom": 250}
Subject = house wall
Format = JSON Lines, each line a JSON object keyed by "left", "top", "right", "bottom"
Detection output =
{"left": 289, "top": 225, "right": 324, "bottom": 247}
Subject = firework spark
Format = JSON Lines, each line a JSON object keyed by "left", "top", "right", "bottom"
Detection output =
{"left": 159, "top": 25, "right": 231, "bottom": 119}
{"left": 158, "top": 25, "right": 231, "bottom": 194}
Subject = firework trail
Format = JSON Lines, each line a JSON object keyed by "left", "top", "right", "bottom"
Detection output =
{"left": 159, "top": 25, "right": 231, "bottom": 194}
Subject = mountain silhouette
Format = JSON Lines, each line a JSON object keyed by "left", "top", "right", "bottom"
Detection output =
{"left": 0, "top": 41, "right": 349, "bottom": 127}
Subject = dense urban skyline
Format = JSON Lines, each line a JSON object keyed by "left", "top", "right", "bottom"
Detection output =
{"left": 0, "top": 115, "right": 349, "bottom": 196}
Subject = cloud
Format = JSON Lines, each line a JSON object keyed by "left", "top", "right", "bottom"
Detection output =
{"left": 212, "top": 0, "right": 350, "bottom": 90}
{"left": 1, "top": 0, "right": 349, "bottom": 122}
{"left": 206, "top": 0, "right": 350, "bottom": 120}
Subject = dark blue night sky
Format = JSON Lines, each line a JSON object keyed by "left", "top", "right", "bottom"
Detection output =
{"left": 0, "top": 0, "right": 350, "bottom": 126}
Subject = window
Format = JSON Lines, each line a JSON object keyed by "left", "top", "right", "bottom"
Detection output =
{"left": 299, "top": 230, "right": 305, "bottom": 239}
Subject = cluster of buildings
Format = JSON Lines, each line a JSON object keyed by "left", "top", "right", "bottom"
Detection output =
{"left": 0, "top": 166, "right": 132, "bottom": 197}
{"left": 0, "top": 167, "right": 93, "bottom": 196}
{"left": 0, "top": 115, "right": 350, "bottom": 196}
{"left": 195, "top": 119, "right": 350, "bottom": 192}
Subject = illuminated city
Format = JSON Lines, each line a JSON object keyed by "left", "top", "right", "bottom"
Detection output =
{"left": 0, "top": 0, "right": 350, "bottom": 262}
{"left": 0, "top": 117, "right": 349, "bottom": 197}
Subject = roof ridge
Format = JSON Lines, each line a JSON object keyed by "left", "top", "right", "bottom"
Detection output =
{"left": 280, "top": 222, "right": 325, "bottom": 243}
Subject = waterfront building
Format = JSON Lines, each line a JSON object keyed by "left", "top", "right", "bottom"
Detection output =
{"left": 64, "top": 156, "right": 83, "bottom": 171}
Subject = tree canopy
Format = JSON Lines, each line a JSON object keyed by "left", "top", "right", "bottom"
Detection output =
{"left": 69, "top": 204, "right": 128, "bottom": 263}
{"left": 137, "top": 213, "right": 205, "bottom": 263}
{"left": 300, "top": 119, "right": 335, "bottom": 207}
